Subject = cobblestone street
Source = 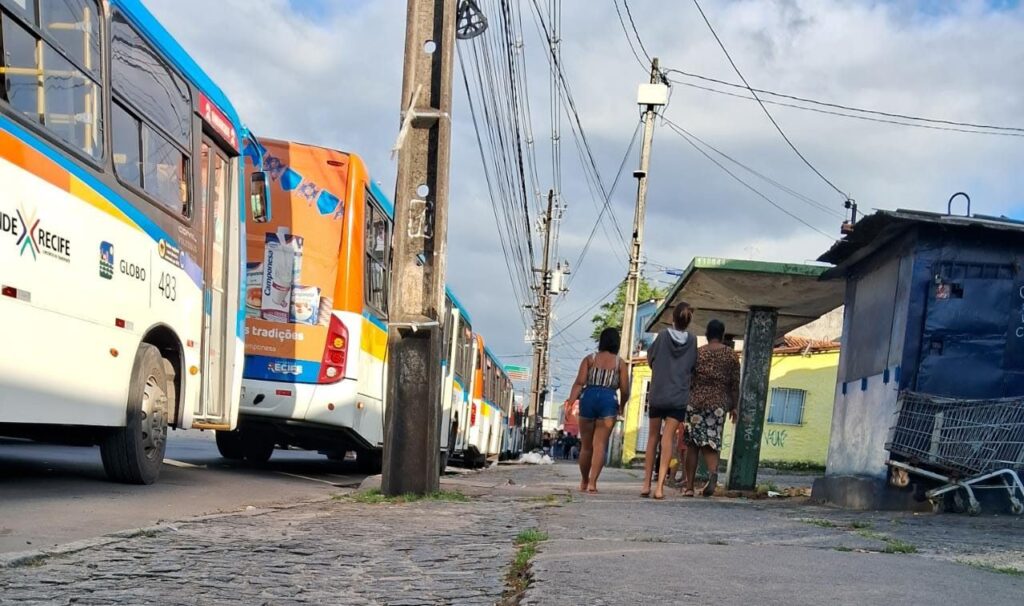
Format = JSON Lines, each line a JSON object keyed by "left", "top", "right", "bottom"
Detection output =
{"left": 3, "top": 462, "right": 1024, "bottom": 605}
{"left": 0, "top": 494, "right": 534, "bottom": 606}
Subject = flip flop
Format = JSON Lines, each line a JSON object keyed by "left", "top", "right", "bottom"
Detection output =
{"left": 640, "top": 492, "right": 650, "bottom": 498}
{"left": 681, "top": 489, "right": 695, "bottom": 497}
{"left": 653, "top": 493, "right": 665, "bottom": 500}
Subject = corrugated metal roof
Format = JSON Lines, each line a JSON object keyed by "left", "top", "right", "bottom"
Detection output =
{"left": 819, "top": 209, "right": 1024, "bottom": 279}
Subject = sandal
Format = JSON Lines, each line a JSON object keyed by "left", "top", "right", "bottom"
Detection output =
{"left": 681, "top": 489, "right": 695, "bottom": 497}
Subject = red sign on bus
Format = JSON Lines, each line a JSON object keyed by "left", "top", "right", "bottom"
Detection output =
{"left": 199, "top": 93, "right": 237, "bottom": 150}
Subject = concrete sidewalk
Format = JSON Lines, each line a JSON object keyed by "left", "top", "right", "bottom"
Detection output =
{"left": 477, "top": 461, "right": 1024, "bottom": 605}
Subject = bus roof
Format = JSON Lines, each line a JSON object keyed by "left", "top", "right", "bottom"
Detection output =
{"left": 445, "top": 287, "right": 472, "bottom": 326}
{"left": 368, "top": 179, "right": 395, "bottom": 219}
{"left": 113, "top": 0, "right": 242, "bottom": 130}
{"left": 484, "top": 345, "right": 502, "bottom": 369}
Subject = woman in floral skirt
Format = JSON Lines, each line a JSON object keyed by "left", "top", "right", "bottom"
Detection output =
{"left": 682, "top": 319, "right": 741, "bottom": 497}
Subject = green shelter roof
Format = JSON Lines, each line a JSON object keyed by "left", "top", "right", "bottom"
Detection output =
{"left": 647, "top": 257, "right": 844, "bottom": 338}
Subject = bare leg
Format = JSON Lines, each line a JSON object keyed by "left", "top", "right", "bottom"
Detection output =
{"left": 587, "top": 418, "right": 615, "bottom": 492}
{"left": 701, "top": 447, "right": 721, "bottom": 496}
{"left": 642, "top": 417, "right": 663, "bottom": 495}
{"left": 684, "top": 444, "right": 699, "bottom": 494}
{"left": 577, "top": 419, "right": 595, "bottom": 491}
{"left": 655, "top": 418, "right": 681, "bottom": 499}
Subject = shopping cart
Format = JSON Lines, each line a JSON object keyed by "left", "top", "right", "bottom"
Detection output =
{"left": 886, "top": 391, "right": 1024, "bottom": 515}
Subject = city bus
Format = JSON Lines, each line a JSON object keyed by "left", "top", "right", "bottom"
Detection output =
{"left": 450, "top": 335, "right": 514, "bottom": 467}
{"left": 220, "top": 138, "right": 393, "bottom": 472}
{"left": 440, "top": 287, "right": 472, "bottom": 468}
{"left": 0, "top": 0, "right": 258, "bottom": 483}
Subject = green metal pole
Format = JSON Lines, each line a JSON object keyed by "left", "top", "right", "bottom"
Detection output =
{"left": 725, "top": 307, "right": 778, "bottom": 491}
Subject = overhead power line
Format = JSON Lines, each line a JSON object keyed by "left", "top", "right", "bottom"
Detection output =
{"left": 552, "top": 279, "right": 624, "bottom": 340}
{"left": 663, "top": 117, "right": 844, "bottom": 219}
{"left": 666, "top": 69, "right": 1024, "bottom": 135}
{"left": 691, "top": 0, "right": 848, "bottom": 200}
{"left": 661, "top": 115, "right": 836, "bottom": 242}
{"left": 669, "top": 79, "right": 1024, "bottom": 139}
{"left": 612, "top": 0, "right": 648, "bottom": 72}
{"left": 622, "top": 0, "right": 652, "bottom": 64}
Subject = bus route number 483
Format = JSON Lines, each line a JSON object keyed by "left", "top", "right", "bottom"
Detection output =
{"left": 158, "top": 272, "right": 177, "bottom": 301}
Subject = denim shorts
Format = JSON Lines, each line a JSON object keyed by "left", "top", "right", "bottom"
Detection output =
{"left": 579, "top": 386, "right": 618, "bottom": 420}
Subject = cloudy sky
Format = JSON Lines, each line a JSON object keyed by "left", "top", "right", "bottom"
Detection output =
{"left": 149, "top": 0, "right": 1024, "bottom": 398}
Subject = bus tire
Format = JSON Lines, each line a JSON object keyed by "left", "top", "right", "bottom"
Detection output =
{"left": 356, "top": 449, "right": 383, "bottom": 474}
{"left": 242, "top": 430, "right": 275, "bottom": 464}
{"left": 100, "top": 344, "right": 169, "bottom": 485}
{"left": 215, "top": 431, "right": 245, "bottom": 460}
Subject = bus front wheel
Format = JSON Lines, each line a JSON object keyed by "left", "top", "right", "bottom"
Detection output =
{"left": 100, "top": 344, "right": 170, "bottom": 485}
{"left": 215, "top": 431, "right": 245, "bottom": 460}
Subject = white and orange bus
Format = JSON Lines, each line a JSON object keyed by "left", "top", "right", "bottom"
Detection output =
{"left": 214, "top": 138, "right": 392, "bottom": 471}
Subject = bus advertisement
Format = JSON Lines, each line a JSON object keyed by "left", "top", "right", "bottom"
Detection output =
{"left": 217, "top": 139, "right": 393, "bottom": 472}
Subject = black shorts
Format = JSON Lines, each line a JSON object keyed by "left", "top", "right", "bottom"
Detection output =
{"left": 648, "top": 408, "right": 686, "bottom": 422}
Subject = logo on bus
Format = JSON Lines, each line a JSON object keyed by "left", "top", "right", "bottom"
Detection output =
{"left": 267, "top": 361, "right": 304, "bottom": 376}
{"left": 100, "top": 241, "right": 114, "bottom": 279}
{"left": 2, "top": 205, "right": 70, "bottom": 262}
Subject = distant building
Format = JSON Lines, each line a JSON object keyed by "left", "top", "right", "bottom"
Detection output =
{"left": 720, "top": 337, "right": 840, "bottom": 467}
{"left": 813, "top": 208, "right": 1024, "bottom": 509}
{"left": 633, "top": 299, "right": 663, "bottom": 354}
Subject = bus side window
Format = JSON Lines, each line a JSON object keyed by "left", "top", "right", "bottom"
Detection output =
{"left": 109, "top": 9, "right": 192, "bottom": 218}
{"left": 0, "top": 2, "right": 103, "bottom": 160}
{"left": 364, "top": 198, "right": 391, "bottom": 316}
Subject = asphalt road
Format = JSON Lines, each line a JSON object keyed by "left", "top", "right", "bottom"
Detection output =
{"left": 0, "top": 432, "right": 367, "bottom": 555}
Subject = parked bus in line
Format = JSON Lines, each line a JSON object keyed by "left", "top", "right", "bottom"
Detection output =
{"left": 224, "top": 138, "right": 521, "bottom": 471}
{"left": 448, "top": 335, "right": 515, "bottom": 467}
{"left": 219, "top": 138, "right": 393, "bottom": 472}
{"left": 0, "top": 0, "right": 263, "bottom": 483}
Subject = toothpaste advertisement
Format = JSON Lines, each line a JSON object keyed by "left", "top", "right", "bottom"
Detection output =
{"left": 243, "top": 140, "right": 348, "bottom": 383}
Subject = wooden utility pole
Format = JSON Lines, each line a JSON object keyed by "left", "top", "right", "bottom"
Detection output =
{"left": 528, "top": 190, "right": 556, "bottom": 449}
{"left": 382, "top": 0, "right": 459, "bottom": 496}
{"left": 609, "top": 57, "right": 667, "bottom": 466}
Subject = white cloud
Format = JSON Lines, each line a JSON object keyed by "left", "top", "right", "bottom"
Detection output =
{"left": 149, "top": 0, "right": 1024, "bottom": 393}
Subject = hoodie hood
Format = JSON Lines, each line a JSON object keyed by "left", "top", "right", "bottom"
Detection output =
{"left": 666, "top": 328, "right": 689, "bottom": 346}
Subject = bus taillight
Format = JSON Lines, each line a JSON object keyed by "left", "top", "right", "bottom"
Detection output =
{"left": 318, "top": 315, "right": 349, "bottom": 384}
{"left": 470, "top": 403, "right": 477, "bottom": 426}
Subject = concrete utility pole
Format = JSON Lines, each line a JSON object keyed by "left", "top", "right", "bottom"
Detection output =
{"left": 528, "top": 190, "right": 557, "bottom": 449}
{"left": 382, "top": 0, "right": 459, "bottom": 496}
{"left": 609, "top": 58, "right": 667, "bottom": 466}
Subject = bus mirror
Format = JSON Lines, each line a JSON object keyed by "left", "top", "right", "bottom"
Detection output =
{"left": 250, "top": 171, "right": 271, "bottom": 223}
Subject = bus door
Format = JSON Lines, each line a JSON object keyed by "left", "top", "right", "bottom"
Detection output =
{"left": 194, "top": 138, "right": 234, "bottom": 428}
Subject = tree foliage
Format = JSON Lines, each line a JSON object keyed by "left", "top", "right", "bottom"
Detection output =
{"left": 589, "top": 278, "right": 667, "bottom": 342}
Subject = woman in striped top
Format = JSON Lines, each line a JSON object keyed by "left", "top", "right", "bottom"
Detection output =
{"left": 566, "top": 328, "right": 631, "bottom": 493}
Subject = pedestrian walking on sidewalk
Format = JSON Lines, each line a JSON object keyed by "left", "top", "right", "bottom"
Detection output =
{"left": 642, "top": 302, "right": 696, "bottom": 500}
{"left": 566, "top": 328, "right": 631, "bottom": 493}
{"left": 683, "top": 319, "right": 740, "bottom": 497}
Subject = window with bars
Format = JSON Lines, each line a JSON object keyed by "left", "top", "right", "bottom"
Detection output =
{"left": 767, "top": 387, "right": 806, "bottom": 425}
{"left": 0, "top": 0, "right": 103, "bottom": 160}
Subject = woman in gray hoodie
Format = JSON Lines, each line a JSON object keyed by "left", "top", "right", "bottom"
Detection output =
{"left": 642, "top": 302, "right": 696, "bottom": 499}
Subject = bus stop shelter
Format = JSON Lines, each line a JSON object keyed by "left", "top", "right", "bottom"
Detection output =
{"left": 647, "top": 257, "right": 843, "bottom": 491}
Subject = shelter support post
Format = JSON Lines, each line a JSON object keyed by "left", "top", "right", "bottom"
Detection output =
{"left": 726, "top": 307, "right": 778, "bottom": 491}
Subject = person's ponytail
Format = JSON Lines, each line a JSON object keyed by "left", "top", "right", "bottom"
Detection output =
{"left": 673, "top": 302, "right": 693, "bottom": 331}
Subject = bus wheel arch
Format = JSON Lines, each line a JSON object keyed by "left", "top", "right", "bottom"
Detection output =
{"left": 140, "top": 324, "right": 183, "bottom": 428}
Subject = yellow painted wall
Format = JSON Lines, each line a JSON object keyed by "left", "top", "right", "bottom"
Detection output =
{"left": 622, "top": 361, "right": 651, "bottom": 464}
{"left": 720, "top": 350, "right": 839, "bottom": 466}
